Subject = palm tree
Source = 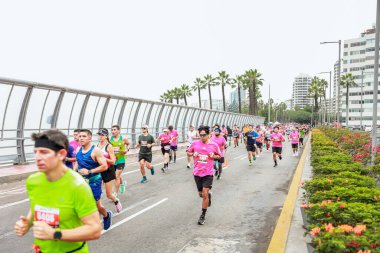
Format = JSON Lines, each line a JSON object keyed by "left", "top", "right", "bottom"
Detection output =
{"left": 319, "top": 78, "right": 329, "bottom": 124}
{"left": 160, "top": 90, "right": 174, "bottom": 103}
{"left": 215, "top": 71, "right": 233, "bottom": 111}
{"left": 192, "top": 77, "right": 205, "bottom": 108}
{"left": 308, "top": 76, "right": 323, "bottom": 125}
{"left": 233, "top": 75, "right": 245, "bottom": 114}
{"left": 340, "top": 73, "right": 356, "bottom": 127}
{"left": 203, "top": 74, "right": 216, "bottom": 110}
{"left": 180, "top": 84, "right": 192, "bottom": 106}
{"left": 243, "top": 69, "right": 264, "bottom": 115}
{"left": 171, "top": 87, "right": 183, "bottom": 104}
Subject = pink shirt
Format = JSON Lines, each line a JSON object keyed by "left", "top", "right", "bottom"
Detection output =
{"left": 158, "top": 133, "right": 171, "bottom": 143}
{"left": 256, "top": 131, "right": 264, "bottom": 143}
{"left": 211, "top": 136, "right": 227, "bottom": 157}
{"left": 290, "top": 132, "right": 299, "bottom": 144}
{"left": 169, "top": 130, "right": 179, "bottom": 146}
{"left": 188, "top": 140, "right": 221, "bottom": 177}
{"left": 270, "top": 133, "right": 285, "bottom": 147}
{"left": 69, "top": 140, "right": 80, "bottom": 154}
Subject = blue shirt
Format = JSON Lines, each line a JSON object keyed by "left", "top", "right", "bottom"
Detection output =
{"left": 245, "top": 131, "right": 259, "bottom": 145}
{"left": 65, "top": 145, "right": 75, "bottom": 169}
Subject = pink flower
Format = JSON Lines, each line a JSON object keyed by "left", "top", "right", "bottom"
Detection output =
{"left": 310, "top": 227, "right": 321, "bottom": 236}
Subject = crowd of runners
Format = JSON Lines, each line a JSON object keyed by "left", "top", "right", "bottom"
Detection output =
{"left": 14, "top": 121, "right": 309, "bottom": 252}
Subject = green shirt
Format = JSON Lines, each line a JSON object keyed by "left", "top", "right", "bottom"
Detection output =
{"left": 300, "top": 130, "right": 305, "bottom": 138}
{"left": 26, "top": 169, "right": 98, "bottom": 253}
{"left": 110, "top": 135, "right": 126, "bottom": 165}
{"left": 138, "top": 134, "right": 155, "bottom": 155}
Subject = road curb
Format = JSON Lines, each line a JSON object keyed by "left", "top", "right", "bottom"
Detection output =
{"left": 0, "top": 146, "right": 187, "bottom": 184}
{"left": 266, "top": 136, "right": 310, "bottom": 253}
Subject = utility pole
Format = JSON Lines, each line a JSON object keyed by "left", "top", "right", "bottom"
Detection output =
{"left": 268, "top": 84, "right": 271, "bottom": 123}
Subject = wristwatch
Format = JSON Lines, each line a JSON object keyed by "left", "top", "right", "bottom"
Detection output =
{"left": 88, "top": 170, "right": 92, "bottom": 175}
{"left": 53, "top": 229, "right": 62, "bottom": 240}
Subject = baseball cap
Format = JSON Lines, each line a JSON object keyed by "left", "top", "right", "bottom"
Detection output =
{"left": 142, "top": 124, "right": 149, "bottom": 129}
{"left": 163, "top": 128, "right": 168, "bottom": 132}
{"left": 97, "top": 128, "right": 109, "bottom": 135}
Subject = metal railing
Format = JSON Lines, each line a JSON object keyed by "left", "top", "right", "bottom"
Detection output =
{"left": 0, "top": 77, "right": 264, "bottom": 165}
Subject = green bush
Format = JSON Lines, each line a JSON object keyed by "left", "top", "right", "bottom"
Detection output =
{"left": 309, "top": 187, "right": 380, "bottom": 204}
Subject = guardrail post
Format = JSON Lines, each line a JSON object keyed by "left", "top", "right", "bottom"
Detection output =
{"left": 131, "top": 101, "right": 142, "bottom": 146}
{"left": 51, "top": 91, "right": 65, "bottom": 128}
{"left": 78, "top": 94, "right": 90, "bottom": 128}
{"left": 16, "top": 86, "right": 33, "bottom": 164}
{"left": 117, "top": 100, "right": 127, "bottom": 127}
{"left": 155, "top": 105, "right": 165, "bottom": 137}
{"left": 99, "top": 97, "right": 110, "bottom": 128}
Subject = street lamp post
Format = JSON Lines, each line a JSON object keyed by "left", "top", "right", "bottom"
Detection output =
{"left": 319, "top": 71, "right": 332, "bottom": 124}
{"left": 321, "top": 40, "right": 341, "bottom": 126}
{"left": 268, "top": 84, "right": 271, "bottom": 123}
{"left": 372, "top": 0, "right": 380, "bottom": 165}
{"left": 361, "top": 69, "right": 364, "bottom": 130}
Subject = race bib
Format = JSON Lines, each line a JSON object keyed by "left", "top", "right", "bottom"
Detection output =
{"left": 198, "top": 154, "right": 208, "bottom": 164}
{"left": 113, "top": 147, "right": 120, "bottom": 154}
{"left": 164, "top": 145, "right": 170, "bottom": 150}
{"left": 141, "top": 141, "right": 148, "bottom": 147}
{"left": 34, "top": 205, "right": 60, "bottom": 228}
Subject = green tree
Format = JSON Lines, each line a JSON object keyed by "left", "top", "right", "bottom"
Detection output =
{"left": 203, "top": 74, "right": 216, "bottom": 110}
{"left": 340, "top": 73, "right": 356, "bottom": 127}
{"left": 243, "top": 69, "right": 263, "bottom": 115}
{"left": 233, "top": 75, "right": 245, "bottom": 113}
{"left": 172, "top": 87, "right": 183, "bottom": 104}
{"left": 179, "top": 84, "right": 192, "bottom": 106}
{"left": 216, "top": 71, "right": 234, "bottom": 111}
{"left": 319, "top": 78, "right": 329, "bottom": 123}
{"left": 160, "top": 90, "right": 174, "bottom": 103}
{"left": 308, "top": 76, "right": 323, "bottom": 125}
{"left": 192, "top": 77, "right": 206, "bottom": 108}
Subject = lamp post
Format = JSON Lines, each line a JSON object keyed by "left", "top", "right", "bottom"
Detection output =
{"left": 321, "top": 40, "right": 341, "bottom": 126}
{"left": 371, "top": 0, "right": 380, "bottom": 165}
{"left": 268, "top": 84, "right": 271, "bottom": 123}
{"left": 319, "top": 71, "right": 332, "bottom": 124}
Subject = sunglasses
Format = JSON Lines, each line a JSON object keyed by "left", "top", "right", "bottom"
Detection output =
{"left": 200, "top": 133, "right": 207, "bottom": 137}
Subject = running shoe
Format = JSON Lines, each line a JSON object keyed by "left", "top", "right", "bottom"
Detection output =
{"left": 208, "top": 191, "right": 212, "bottom": 207}
{"left": 103, "top": 210, "right": 112, "bottom": 230}
{"left": 279, "top": 156, "right": 282, "bottom": 160}
{"left": 198, "top": 214, "right": 206, "bottom": 225}
{"left": 161, "top": 167, "right": 166, "bottom": 173}
{"left": 274, "top": 162, "right": 278, "bottom": 167}
{"left": 140, "top": 177, "right": 148, "bottom": 183}
{"left": 217, "top": 174, "right": 221, "bottom": 180}
{"left": 256, "top": 154, "right": 260, "bottom": 158}
{"left": 249, "top": 161, "right": 252, "bottom": 166}
{"left": 115, "top": 199, "right": 122, "bottom": 213}
{"left": 253, "top": 156, "right": 256, "bottom": 161}
{"left": 187, "top": 164, "right": 191, "bottom": 169}
{"left": 214, "top": 170, "right": 219, "bottom": 177}
{"left": 119, "top": 180, "right": 126, "bottom": 194}
{"left": 151, "top": 167, "right": 155, "bottom": 175}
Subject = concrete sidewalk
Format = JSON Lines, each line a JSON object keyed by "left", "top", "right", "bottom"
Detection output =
{"left": 285, "top": 140, "right": 313, "bottom": 252}
{"left": 0, "top": 143, "right": 187, "bottom": 184}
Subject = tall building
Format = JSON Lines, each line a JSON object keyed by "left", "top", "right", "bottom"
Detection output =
{"left": 201, "top": 99, "right": 224, "bottom": 111}
{"left": 291, "top": 73, "right": 312, "bottom": 109}
{"left": 333, "top": 60, "right": 339, "bottom": 114}
{"left": 341, "top": 25, "right": 378, "bottom": 127}
{"left": 229, "top": 88, "right": 246, "bottom": 105}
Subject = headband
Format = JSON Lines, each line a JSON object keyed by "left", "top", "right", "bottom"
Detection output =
{"left": 35, "top": 138, "right": 65, "bottom": 152}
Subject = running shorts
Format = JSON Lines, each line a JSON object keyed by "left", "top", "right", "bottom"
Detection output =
{"left": 88, "top": 176, "right": 102, "bottom": 201}
{"left": 256, "top": 142, "right": 263, "bottom": 149}
{"left": 299, "top": 138, "right": 304, "bottom": 144}
{"left": 215, "top": 157, "right": 225, "bottom": 164}
{"left": 161, "top": 143, "right": 171, "bottom": 155}
{"left": 291, "top": 143, "right": 298, "bottom": 149}
{"left": 170, "top": 145, "right": 178, "bottom": 151}
{"left": 114, "top": 163, "right": 125, "bottom": 170}
{"left": 246, "top": 144, "right": 256, "bottom": 152}
{"left": 101, "top": 165, "right": 116, "bottom": 183}
{"left": 272, "top": 147, "right": 282, "bottom": 154}
{"left": 139, "top": 153, "right": 152, "bottom": 163}
{"left": 194, "top": 175, "right": 213, "bottom": 192}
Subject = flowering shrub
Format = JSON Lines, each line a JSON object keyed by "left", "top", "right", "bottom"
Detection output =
{"left": 303, "top": 129, "right": 380, "bottom": 252}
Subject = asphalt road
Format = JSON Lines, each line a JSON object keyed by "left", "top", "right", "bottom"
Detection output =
{"left": 0, "top": 141, "right": 302, "bottom": 253}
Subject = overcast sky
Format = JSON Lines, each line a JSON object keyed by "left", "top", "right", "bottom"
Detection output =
{"left": 0, "top": 0, "right": 376, "bottom": 105}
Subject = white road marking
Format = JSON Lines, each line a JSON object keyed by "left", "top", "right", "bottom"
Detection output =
{"left": 102, "top": 198, "right": 168, "bottom": 234}
{"left": 121, "top": 157, "right": 186, "bottom": 176}
{"left": 0, "top": 198, "right": 29, "bottom": 210}
{"left": 234, "top": 154, "right": 245, "bottom": 160}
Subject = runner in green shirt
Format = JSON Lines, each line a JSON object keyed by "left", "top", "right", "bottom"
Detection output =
{"left": 15, "top": 129, "right": 101, "bottom": 253}
{"left": 110, "top": 125, "right": 130, "bottom": 195}
{"left": 299, "top": 128, "right": 305, "bottom": 148}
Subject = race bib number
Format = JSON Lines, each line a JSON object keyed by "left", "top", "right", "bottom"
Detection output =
{"left": 164, "top": 145, "right": 170, "bottom": 150}
{"left": 113, "top": 147, "right": 120, "bottom": 154}
{"left": 141, "top": 141, "right": 148, "bottom": 147}
{"left": 198, "top": 154, "right": 208, "bottom": 164}
{"left": 34, "top": 205, "right": 60, "bottom": 228}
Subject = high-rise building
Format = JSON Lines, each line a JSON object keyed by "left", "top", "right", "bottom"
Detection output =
{"left": 291, "top": 73, "right": 312, "bottom": 109}
{"left": 341, "top": 25, "right": 378, "bottom": 127}
{"left": 201, "top": 99, "right": 224, "bottom": 111}
{"left": 229, "top": 88, "right": 246, "bottom": 105}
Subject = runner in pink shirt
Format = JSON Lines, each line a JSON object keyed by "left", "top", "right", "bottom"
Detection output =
{"left": 69, "top": 129, "right": 81, "bottom": 155}
{"left": 289, "top": 127, "right": 300, "bottom": 156}
{"left": 187, "top": 125, "right": 221, "bottom": 225}
{"left": 210, "top": 128, "right": 227, "bottom": 180}
{"left": 270, "top": 126, "right": 285, "bottom": 167}
{"left": 168, "top": 125, "right": 179, "bottom": 163}
{"left": 158, "top": 128, "right": 171, "bottom": 172}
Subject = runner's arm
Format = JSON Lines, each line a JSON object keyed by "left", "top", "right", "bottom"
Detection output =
{"left": 90, "top": 149, "right": 107, "bottom": 173}
{"left": 123, "top": 138, "right": 130, "bottom": 153}
{"left": 106, "top": 145, "right": 116, "bottom": 165}
{"left": 15, "top": 209, "right": 33, "bottom": 236}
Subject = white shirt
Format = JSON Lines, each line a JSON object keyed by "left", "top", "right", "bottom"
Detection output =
{"left": 187, "top": 130, "right": 198, "bottom": 145}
